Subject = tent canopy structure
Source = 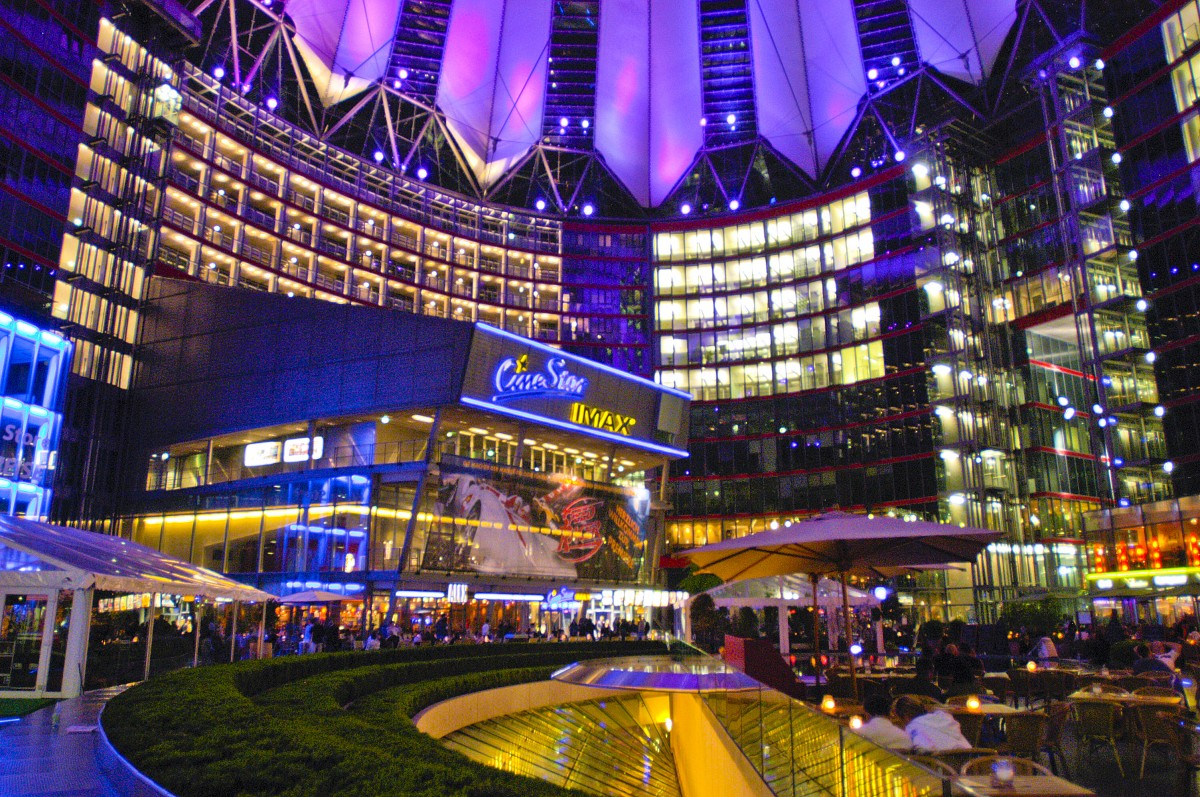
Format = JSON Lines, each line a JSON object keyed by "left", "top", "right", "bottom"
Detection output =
{"left": 0, "top": 516, "right": 271, "bottom": 603}
{"left": 681, "top": 512, "right": 1002, "bottom": 583}
{"left": 681, "top": 512, "right": 1001, "bottom": 688}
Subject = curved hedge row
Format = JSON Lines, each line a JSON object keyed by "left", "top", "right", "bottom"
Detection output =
{"left": 102, "top": 641, "right": 668, "bottom": 797}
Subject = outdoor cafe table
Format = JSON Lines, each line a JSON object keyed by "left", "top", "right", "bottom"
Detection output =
{"left": 1066, "top": 689, "right": 1182, "bottom": 708}
{"left": 955, "top": 775, "right": 1095, "bottom": 796}
{"left": 939, "top": 702, "right": 1020, "bottom": 716}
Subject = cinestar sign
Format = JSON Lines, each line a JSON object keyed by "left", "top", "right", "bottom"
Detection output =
{"left": 491, "top": 353, "right": 588, "bottom": 403}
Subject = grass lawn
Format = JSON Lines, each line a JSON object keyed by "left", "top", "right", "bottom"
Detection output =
{"left": 0, "top": 697, "right": 57, "bottom": 718}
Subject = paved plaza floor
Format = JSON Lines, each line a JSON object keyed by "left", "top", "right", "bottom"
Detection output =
{"left": 0, "top": 688, "right": 125, "bottom": 797}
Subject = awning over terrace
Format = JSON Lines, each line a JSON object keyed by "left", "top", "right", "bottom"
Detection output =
{"left": 0, "top": 515, "right": 270, "bottom": 602}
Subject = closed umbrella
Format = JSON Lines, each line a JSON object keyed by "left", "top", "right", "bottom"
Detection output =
{"left": 680, "top": 512, "right": 1002, "bottom": 694}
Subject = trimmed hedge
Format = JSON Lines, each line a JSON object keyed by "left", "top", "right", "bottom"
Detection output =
{"left": 103, "top": 641, "right": 670, "bottom": 797}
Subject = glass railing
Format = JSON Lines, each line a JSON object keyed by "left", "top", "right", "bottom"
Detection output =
{"left": 549, "top": 651, "right": 985, "bottom": 797}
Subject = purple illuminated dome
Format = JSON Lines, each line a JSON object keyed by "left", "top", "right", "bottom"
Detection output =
{"left": 191, "top": 0, "right": 1023, "bottom": 213}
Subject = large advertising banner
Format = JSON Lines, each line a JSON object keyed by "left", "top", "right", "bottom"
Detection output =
{"left": 422, "top": 460, "right": 652, "bottom": 582}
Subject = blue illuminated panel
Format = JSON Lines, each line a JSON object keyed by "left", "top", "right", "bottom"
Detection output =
{"left": 0, "top": 311, "right": 71, "bottom": 519}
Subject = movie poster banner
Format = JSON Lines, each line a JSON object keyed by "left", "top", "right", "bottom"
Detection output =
{"left": 421, "top": 460, "right": 652, "bottom": 583}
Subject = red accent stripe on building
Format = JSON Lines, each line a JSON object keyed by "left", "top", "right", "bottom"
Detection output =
{"left": 1027, "top": 359, "right": 1097, "bottom": 381}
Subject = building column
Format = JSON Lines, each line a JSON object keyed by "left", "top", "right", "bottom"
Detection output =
{"left": 33, "top": 590, "right": 59, "bottom": 694}
{"left": 61, "top": 588, "right": 93, "bottom": 698}
{"left": 142, "top": 595, "right": 156, "bottom": 682}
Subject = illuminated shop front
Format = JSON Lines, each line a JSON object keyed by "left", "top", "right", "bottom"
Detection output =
{"left": 121, "top": 278, "right": 688, "bottom": 633}
{"left": 1083, "top": 497, "right": 1200, "bottom": 625}
{"left": 0, "top": 311, "right": 70, "bottom": 520}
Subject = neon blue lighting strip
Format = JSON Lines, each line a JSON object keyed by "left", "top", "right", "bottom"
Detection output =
{"left": 460, "top": 396, "right": 689, "bottom": 459}
{"left": 474, "top": 323, "right": 693, "bottom": 401}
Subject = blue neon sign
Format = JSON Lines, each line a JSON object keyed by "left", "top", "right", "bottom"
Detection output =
{"left": 491, "top": 353, "right": 589, "bottom": 404}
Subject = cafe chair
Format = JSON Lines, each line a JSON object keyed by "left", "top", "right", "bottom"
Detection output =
{"left": 1040, "top": 670, "right": 1075, "bottom": 703}
{"left": 1007, "top": 668, "right": 1035, "bottom": 708}
{"left": 960, "top": 755, "right": 1056, "bottom": 777}
{"left": 982, "top": 675, "right": 1011, "bottom": 704}
{"left": 949, "top": 710, "right": 985, "bottom": 747}
{"left": 908, "top": 755, "right": 958, "bottom": 778}
{"left": 1132, "top": 706, "right": 1183, "bottom": 779}
{"left": 1168, "top": 717, "right": 1200, "bottom": 797}
{"left": 929, "top": 747, "right": 998, "bottom": 772}
{"left": 1040, "top": 702, "right": 1072, "bottom": 777}
{"left": 999, "top": 711, "right": 1048, "bottom": 760}
{"left": 1117, "top": 675, "right": 1156, "bottom": 692}
{"left": 1072, "top": 698, "right": 1125, "bottom": 777}
{"left": 1133, "top": 685, "right": 1182, "bottom": 698}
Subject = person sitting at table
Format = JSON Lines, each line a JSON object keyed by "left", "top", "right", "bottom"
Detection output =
{"left": 855, "top": 695, "right": 911, "bottom": 750}
{"left": 943, "top": 663, "right": 983, "bottom": 698}
{"left": 893, "top": 695, "right": 971, "bottom": 753}
{"left": 933, "top": 642, "right": 961, "bottom": 677}
{"left": 1151, "top": 639, "right": 1182, "bottom": 670}
{"left": 1133, "top": 642, "right": 1175, "bottom": 675}
{"left": 957, "top": 643, "right": 985, "bottom": 678}
{"left": 893, "top": 661, "right": 946, "bottom": 703}
{"left": 1032, "top": 635, "right": 1058, "bottom": 663}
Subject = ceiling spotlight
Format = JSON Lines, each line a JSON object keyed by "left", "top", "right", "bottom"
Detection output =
{"left": 266, "top": 97, "right": 278, "bottom": 110}
{"left": 1155, "top": 405, "right": 1166, "bottom": 417}
{"left": 680, "top": 203, "right": 691, "bottom": 215}
{"left": 1146, "top": 351, "right": 1157, "bottom": 363}
{"left": 1095, "top": 58, "right": 1105, "bottom": 70}
{"left": 1119, "top": 199, "right": 1130, "bottom": 212}
{"left": 1057, "top": 396, "right": 1070, "bottom": 407}
{"left": 535, "top": 198, "right": 546, "bottom": 212}
{"left": 894, "top": 150, "right": 906, "bottom": 162}
{"left": 399, "top": 68, "right": 409, "bottom": 79}
{"left": 373, "top": 150, "right": 384, "bottom": 163}
{"left": 1068, "top": 56, "right": 1082, "bottom": 69}
{"left": 1129, "top": 249, "right": 1138, "bottom": 261}
{"left": 898, "top": 67, "right": 906, "bottom": 76}
{"left": 1103, "top": 106, "right": 1114, "bottom": 118}
{"left": 1112, "top": 152, "right": 1123, "bottom": 164}
{"left": 867, "top": 68, "right": 879, "bottom": 80}
{"left": 850, "top": 166, "right": 862, "bottom": 178}
{"left": 1136, "top": 298, "right": 1149, "bottom": 312}
{"left": 559, "top": 116, "right": 569, "bottom": 127}
{"left": 729, "top": 199, "right": 740, "bottom": 211}
{"left": 1063, "top": 407, "right": 1076, "bottom": 420}
{"left": 417, "top": 166, "right": 428, "bottom": 180}
{"left": 582, "top": 203, "right": 594, "bottom": 216}
{"left": 726, "top": 113, "right": 736, "bottom": 125}
{"left": 699, "top": 116, "right": 707, "bottom": 127}
{"left": 891, "top": 56, "right": 901, "bottom": 67}
{"left": 581, "top": 119, "right": 589, "bottom": 129}
{"left": 1165, "top": 461, "right": 1175, "bottom": 474}
{"left": 213, "top": 66, "right": 225, "bottom": 80}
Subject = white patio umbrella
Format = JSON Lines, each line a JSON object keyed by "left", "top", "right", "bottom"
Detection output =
{"left": 279, "top": 589, "right": 349, "bottom": 604}
{"left": 680, "top": 511, "right": 1002, "bottom": 693}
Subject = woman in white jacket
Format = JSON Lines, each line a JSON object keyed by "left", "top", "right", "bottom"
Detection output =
{"left": 892, "top": 695, "right": 971, "bottom": 753}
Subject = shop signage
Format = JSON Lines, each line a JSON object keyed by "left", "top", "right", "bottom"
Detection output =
{"left": 244, "top": 441, "right": 281, "bottom": 467}
{"left": 283, "top": 436, "right": 324, "bottom": 463}
{"left": 570, "top": 402, "right": 636, "bottom": 435}
{"left": 491, "top": 354, "right": 588, "bottom": 404}
{"left": 245, "top": 436, "right": 324, "bottom": 467}
{"left": 1095, "top": 579, "right": 1114, "bottom": 589}
{"left": 447, "top": 582, "right": 468, "bottom": 604}
{"left": 1153, "top": 574, "right": 1189, "bottom": 586}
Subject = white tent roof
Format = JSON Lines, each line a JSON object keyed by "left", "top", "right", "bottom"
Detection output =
{"left": 701, "top": 574, "right": 878, "bottom": 607}
{"left": 0, "top": 516, "right": 271, "bottom": 602}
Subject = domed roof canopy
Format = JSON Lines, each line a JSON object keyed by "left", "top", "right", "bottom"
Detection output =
{"left": 199, "top": 0, "right": 1021, "bottom": 211}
